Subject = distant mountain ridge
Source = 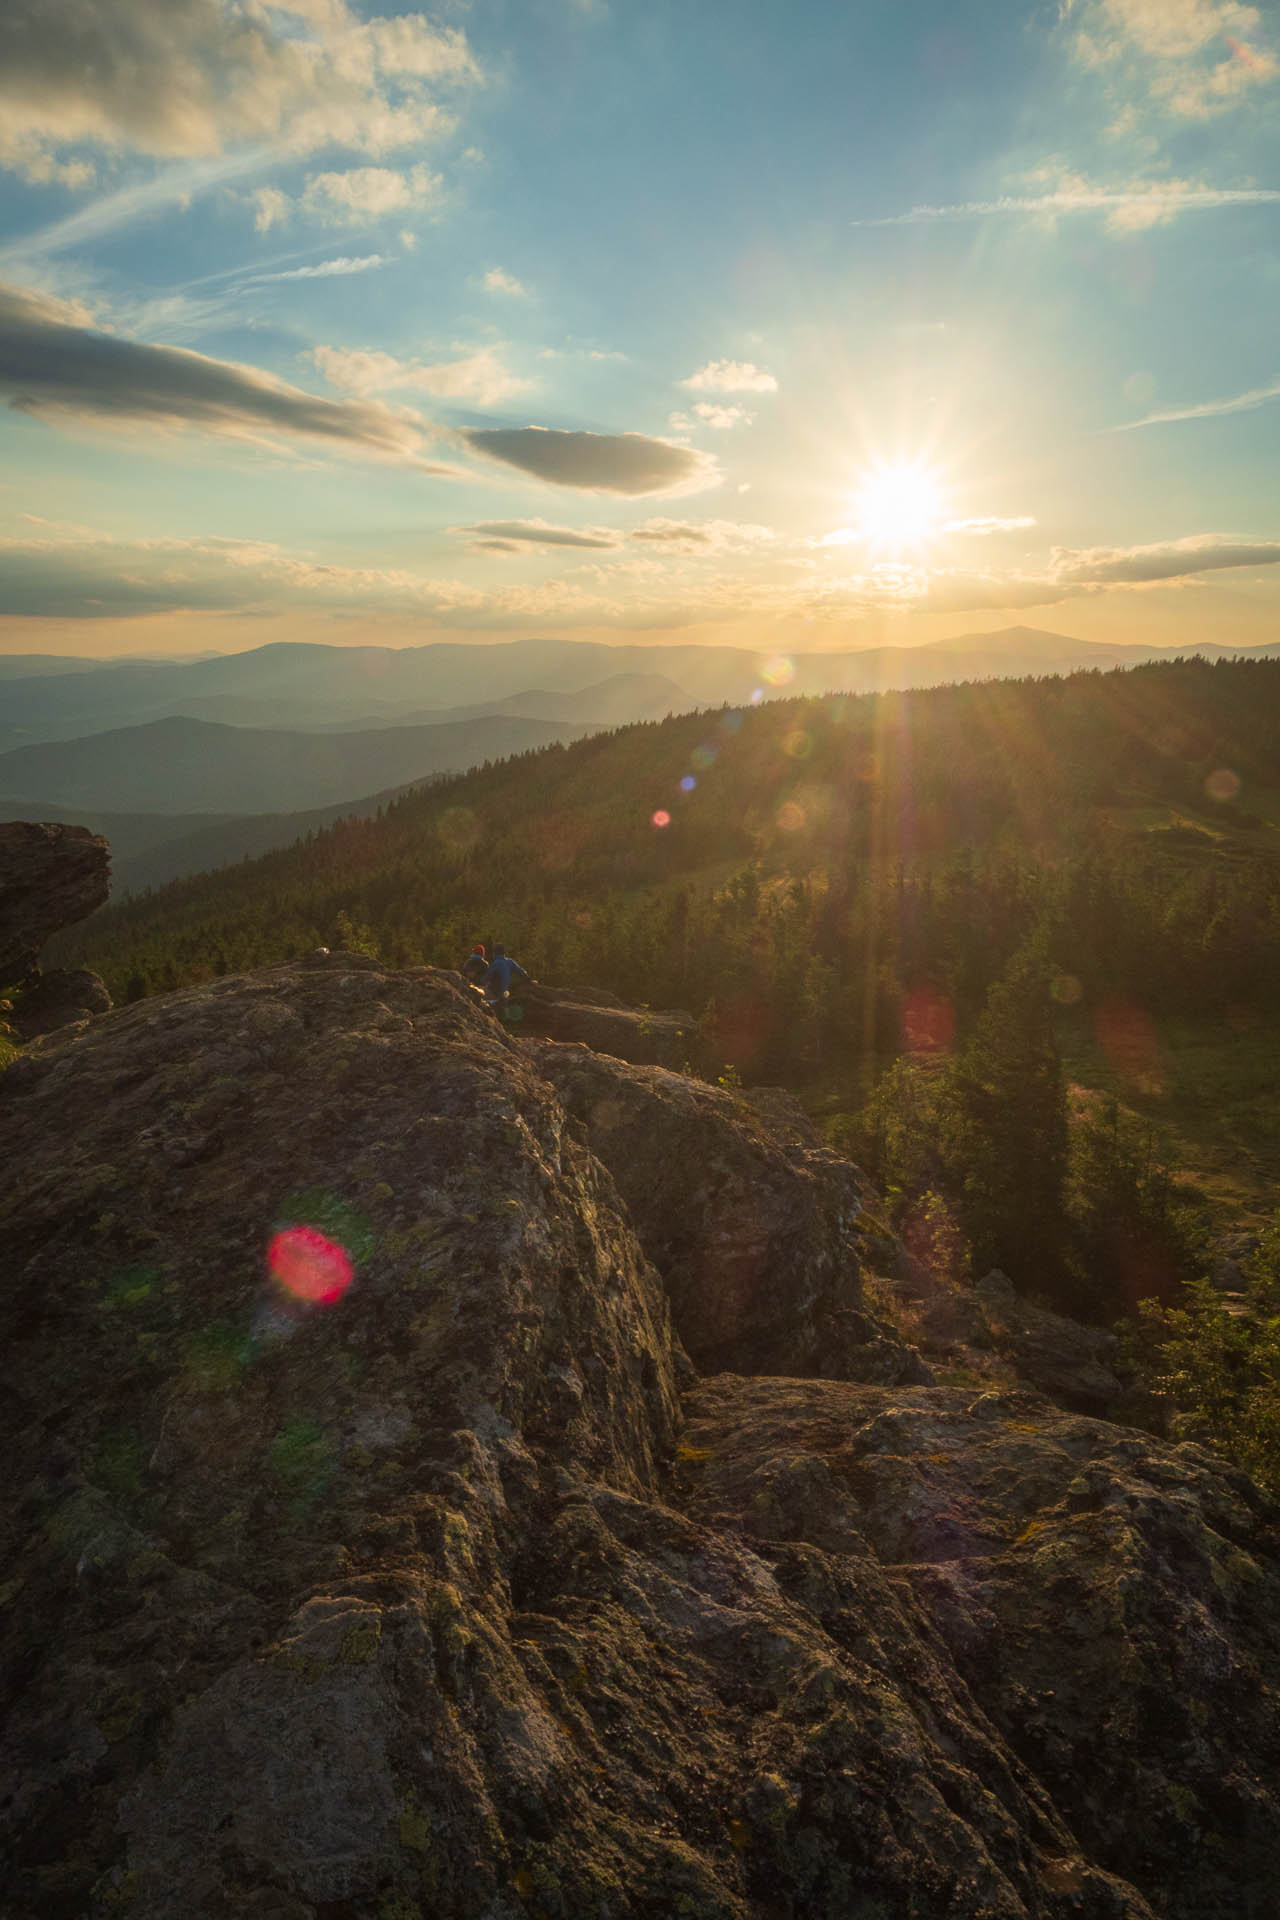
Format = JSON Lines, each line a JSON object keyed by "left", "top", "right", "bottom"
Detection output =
{"left": 4, "top": 629, "right": 1278, "bottom": 753}
{"left": 0, "top": 712, "right": 592, "bottom": 815}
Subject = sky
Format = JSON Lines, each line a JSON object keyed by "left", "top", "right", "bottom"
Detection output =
{"left": 0, "top": 0, "right": 1277, "bottom": 659}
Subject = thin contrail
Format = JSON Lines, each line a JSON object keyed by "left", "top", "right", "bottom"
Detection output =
{"left": 0, "top": 149, "right": 270, "bottom": 267}
{"left": 1110, "top": 378, "right": 1280, "bottom": 431}
{"left": 855, "top": 186, "right": 1280, "bottom": 225}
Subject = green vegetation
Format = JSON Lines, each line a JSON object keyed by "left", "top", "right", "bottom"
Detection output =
{"left": 1132, "top": 1220, "right": 1280, "bottom": 1496}
{"left": 43, "top": 656, "right": 1280, "bottom": 1474}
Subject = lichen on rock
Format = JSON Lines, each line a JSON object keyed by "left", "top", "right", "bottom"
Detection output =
{"left": 1, "top": 954, "right": 1278, "bottom": 1919}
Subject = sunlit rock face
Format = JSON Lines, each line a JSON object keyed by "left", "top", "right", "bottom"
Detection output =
{"left": 2, "top": 955, "right": 1279, "bottom": 1919}
{"left": 0, "top": 819, "right": 110, "bottom": 984}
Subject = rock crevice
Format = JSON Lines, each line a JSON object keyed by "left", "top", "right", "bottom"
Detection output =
{"left": 1, "top": 954, "right": 1277, "bottom": 1919}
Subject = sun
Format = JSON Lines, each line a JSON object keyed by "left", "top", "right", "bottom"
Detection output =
{"left": 854, "top": 461, "right": 944, "bottom": 550}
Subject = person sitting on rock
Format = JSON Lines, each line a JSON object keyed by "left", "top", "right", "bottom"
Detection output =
{"left": 481, "top": 943, "right": 530, "bottom": 1013}
{"left": 461, "top": 943, "right": 488, "bottom": 985}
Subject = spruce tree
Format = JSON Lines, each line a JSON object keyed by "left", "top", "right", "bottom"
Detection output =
{"left": 950, "top": 941, "right": 1069, "bottom": 1291}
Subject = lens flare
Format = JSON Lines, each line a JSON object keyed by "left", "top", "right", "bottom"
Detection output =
{"left": 750, "top": 687, "right": 764, "bottom": 705}
{"left": 652, "top": 809, "right": 671, "bottom": 828}
{"left": 901, "top": 987, "right": 956, "bottom": 1054}
{"left": 268, "top": 1225, "right": 354, "bottom": 1305}
{"left": 680, "top": 775, "right": 697, "bottom": 792}
{"left": 776, "top": 801, "right": 806, "bottom": 832}
{"left": 1205, "top": 768, "right": 1241, "bottom": 802}
{"left": 761, "top": 655, "right": 795, "bottom": 687}
{"left": 783, "top": 728, "right": 812, "bottom": 760}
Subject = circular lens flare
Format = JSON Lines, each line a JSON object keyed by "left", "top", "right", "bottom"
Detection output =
{"left": 268, "top": 1226, "right": 354, "bottom": 1305}
{"left": 652, "top": 809, "right": 671, "bottom": 828}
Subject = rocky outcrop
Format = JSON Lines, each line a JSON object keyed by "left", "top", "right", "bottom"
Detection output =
{"left": 530, "top": 1039, "right": 928, "bottom": 1384}
{"left": 447, "top": 973, "right": 696, "bottom": 1067}
{"left": 885, "top": 1259, "right": 1127, "bottom": 1414}
{"left": 0, "top": 820, "right": 111, "bottom": 985}
{"left": 10, "top": 964, "right": 113, "bottom": 1041}
{"left": 1, "top": 955, "right": 1279, "bottom": 1920}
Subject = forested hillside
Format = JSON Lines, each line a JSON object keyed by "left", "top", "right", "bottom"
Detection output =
{"left": 57, "top": 657, "right": 1280, "bottom": 1054}
{"left": 29, "top": 656, "right": 1280, "bottom": 1497}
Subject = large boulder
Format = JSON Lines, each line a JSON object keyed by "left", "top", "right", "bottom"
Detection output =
{"left": 2, "top": 956, "right": 1279, "bottom": 1920}
{"left": 0, "top": 820, "right": 111, "bottom": 985}
{"left": 886, "top": 1259, "right": 1126, "bottom": 1414}
{"left": 12, "top": 965, "right": 112, "bottom": 1041}
{"left": 529, "top": 1039, "right": 930, "bottom": 1382}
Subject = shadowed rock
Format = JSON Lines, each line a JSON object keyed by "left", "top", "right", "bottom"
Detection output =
{"left": 11, "top": 964, "right": 112, "bottom": 1040}
{"left": 887, "top": 1260, "right": 1126, "bottom": 1414}
{"left": 530, "top": 1039, "right": 930, "bottom": 1385}
{"left": 0, "top": 820, "right": 111, "bottom": 985}
{"left": 1, "top": 955, "right": 1278, "bottom": 1919}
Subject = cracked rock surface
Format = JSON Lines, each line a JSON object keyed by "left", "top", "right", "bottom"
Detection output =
{"left": 2, "top": 955, "right": 1278, "bottom": 1918}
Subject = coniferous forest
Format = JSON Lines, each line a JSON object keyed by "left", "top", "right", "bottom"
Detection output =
{"left": 43, "top": 656, "right": 1280, "bottom": 1479}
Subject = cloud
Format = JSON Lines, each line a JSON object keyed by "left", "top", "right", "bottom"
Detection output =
{"left": 0, "top": 280, "right": 447, "bottom": 467}
{"left": 692, "top": 401, "right": 754, "bottom": 430}
{"left": 858, "top": 181, "right": 1280, "bottom": 230}
{"left": 312, "top": 342, "right": 528, "bottom": 408}
{"left": 457, "top": 518, "right": 621, "bottom": 550}
{"left": 302, "top": 164, "right": 440, "bottom": 224}
{"left": 681, "top": 359, "right": 778, "bottom": 393}
{"left": 1067, "top": 0, "right": 1277, "bottom": 118}
{"left": 0, "top": 0, "right": 480, "bottom": 188}
{"left": 453, "top": 516, "right": 774, "bottom": 553}
{"left": 483, "top": 268, "right": 529, "bottom": 297}
{"left": 0, "top": 525, "right": 627, "bottom": 627}
{"left": 943, "top": 516, "right": 1038, "bottom": 534}
{"left": 250, "top": 255, "right": 389, "bottom": 284}
{"left": 629, "top": 518, "right": 775, "bottom": 550}
{"left": 252, "top": 186, "right": 289, "bottom": 235}
{"left": 459, "top": 426, "right": 718, "bottom": 495}
{"left": 1051, "top": 534, "right": 1280, "bottom": 583}
{"left": 1111, "top": 376, "right": 1280, "bottom": 429}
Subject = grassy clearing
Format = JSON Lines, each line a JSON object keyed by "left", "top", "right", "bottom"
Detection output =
{"left": 1059, "top": 1010, "right": 1280, "bottom": 1228}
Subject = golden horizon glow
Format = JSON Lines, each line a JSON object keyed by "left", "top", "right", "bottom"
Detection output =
{"left": 854, "top": 461, "right": 945, "bottom": 551}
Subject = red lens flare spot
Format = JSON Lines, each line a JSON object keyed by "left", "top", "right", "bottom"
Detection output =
{"left": 1094, "top": 997, "right": 1163, "bottom": 1091}
{"left": 268, "top": 1225, "right": 354, "bottom": 1305}
{"left": 902, "top": 986, "right": 956, "bottom": 1054}
{"left": 652, "top": 809, "right": 671, "bottom": 828}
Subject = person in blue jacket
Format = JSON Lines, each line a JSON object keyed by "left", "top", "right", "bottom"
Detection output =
{"left": 481, "top": 943, "right": 530, "bottom": 1012}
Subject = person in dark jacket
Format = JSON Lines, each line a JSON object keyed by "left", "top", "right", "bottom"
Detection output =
{"left": 481, "top": 943, "right": 529, "bottom": 1010}
{"left": 461, "top": 943, "right": 488, "bottom": 984}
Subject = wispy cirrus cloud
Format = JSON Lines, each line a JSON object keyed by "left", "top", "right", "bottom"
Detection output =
{"left": 459, "top": 426, "right": 718, "bottom": 496}
{"left": 312, "top": 342, "right": 529, "bottom": 408}
{"left": 857, "top": 180, "right": 1280, "bottom": 231}
{"left": 248, "top": 255, "right": 389, "bottom": 284}
{"left": 1051, "top": 533, "right": 1280, "bottom": 583}
{"left": 943, "top": 516, "right": 1038, "bottom": 534}
{"left": 457, "top": 518, "right": 620, "bottom": 550}
{"left": 0, "top": 280, "right": 451, "bottom": 469}
{"left": 454, "top": 516, "right": 773, "bottom": 553}
{"left": 1110, "top": 376, "right": 1280, "bottom": 429}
